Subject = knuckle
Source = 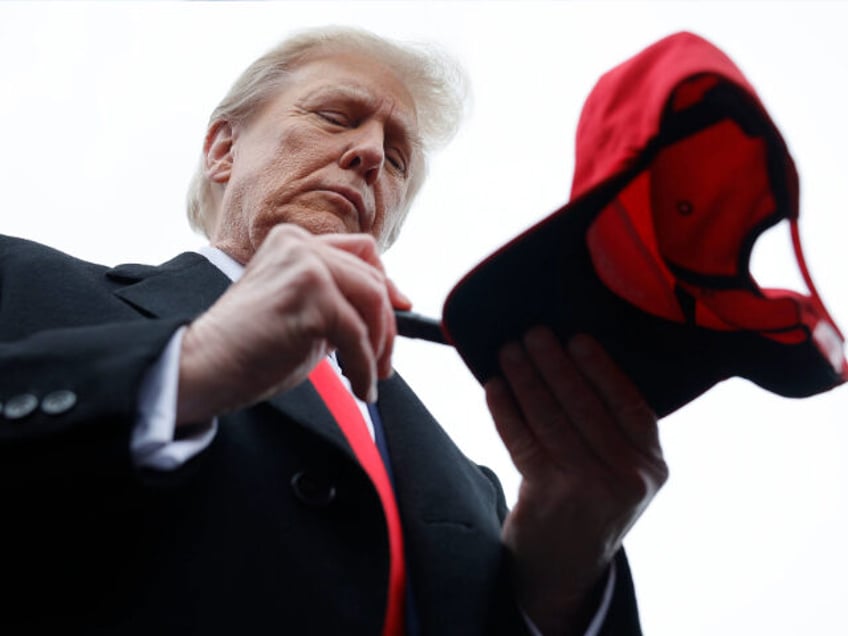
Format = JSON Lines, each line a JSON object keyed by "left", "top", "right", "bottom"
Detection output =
{"left": 255, "top": 225, "right": 311, "bottom": 265}
{"left": 623, "top": 474, "right": 650, "bottom": 504}
{"left": 356, "top": 232, "right": 379, "bottom": 250}
{"left": 620, "top": 465, "right": 665, "bottom": 505}
{"left": 369, "top": 260, "right": 388, "bottom": 283}
{"left": 653, "top": 459, "right": 670, "bottom": 487}
{"left": 263, "top": 224, "right": 290, "bottom": 247}
{"left": 360, "top": 274, "right": 393, "bottom": 313}
{"left": 356, "top": 235, "right": 384, "bottom": 267}
{"left": 290, "top": 263, "right": 329, "bottom": 292}
{"left": 357, "top": 266, "right": 385, "bottom": 293}
{"left": 343, "top": 317, "right": 370, "bottom": 347}
{"left": 268, "top": 223, "right": 307, "bottom": 241}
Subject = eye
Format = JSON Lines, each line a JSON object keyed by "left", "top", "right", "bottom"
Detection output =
{"left": 386, "top": 149, "right": 407, "bottom": 175}
{"left": 317, "top": 111, "right": 350, "bottom": 127}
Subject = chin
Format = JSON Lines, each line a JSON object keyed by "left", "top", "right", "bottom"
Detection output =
{"left": 252, "top": 204, "right": 356, "bottom": 241}
{"left": 294, "top": 211, "right": 357, "bottom": 236}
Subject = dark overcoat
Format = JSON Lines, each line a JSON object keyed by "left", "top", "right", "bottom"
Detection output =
{"left": 0, "top": 235, "right": 640, "bottom": 635}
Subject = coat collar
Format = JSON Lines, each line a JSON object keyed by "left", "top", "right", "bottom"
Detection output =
{"left": 107, "top": 252, "right": 231, "bottom": 322}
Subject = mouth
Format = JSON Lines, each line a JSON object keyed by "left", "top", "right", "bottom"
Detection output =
{"left": 321, "top": 186, "right": 369, "bottom": 231}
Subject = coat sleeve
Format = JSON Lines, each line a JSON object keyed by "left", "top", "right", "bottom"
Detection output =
{"left": 0, "top": 235, "right": 191, "bottom": 487}
{"left": 0, "top": 317, "right": 189, "bottom": 483}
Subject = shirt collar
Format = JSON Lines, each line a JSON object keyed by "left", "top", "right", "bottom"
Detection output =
{"left": 197, "top": 245, "right": 244, "bottom": 282}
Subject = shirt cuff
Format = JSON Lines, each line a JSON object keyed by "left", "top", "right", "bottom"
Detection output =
{"left": 584, "top": 559, "right": 617, "bottom": 636}
{"left": 131, "top": 326, "right": 217, "bottom": 470}
{"left": 521, "top": 560, "right": 617, "bottom": 636}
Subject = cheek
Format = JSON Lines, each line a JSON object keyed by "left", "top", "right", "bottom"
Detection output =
{"left": 240, "top": 127, "right": 327, "bottom": 189}
{"left": 373, "top": 181, "right": 409, "bottom": 241}
{"left": 267, "top": 127, "right": 331, "bottom": 178}
{"left": 230, "top": 135, "right": 320, "bottom": 217}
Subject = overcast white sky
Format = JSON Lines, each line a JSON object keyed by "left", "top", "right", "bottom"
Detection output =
{"left": 2, "top": 1, "right": 848, "bottom": 634}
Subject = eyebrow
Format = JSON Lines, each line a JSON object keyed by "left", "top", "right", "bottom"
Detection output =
{"left": 301, "top": 83, "right": 423, "bottom": 151}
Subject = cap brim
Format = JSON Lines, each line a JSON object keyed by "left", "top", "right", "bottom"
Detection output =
{"left": 441, "top": 168, "right": 840, "bottom": 418}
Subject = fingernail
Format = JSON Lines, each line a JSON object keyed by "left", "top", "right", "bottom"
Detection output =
{"left": 394, "top": 295, "right": 412, "bottom": 311}
{"left": 389, "top": 278, "right": 413, "bottom": 306}
{"left": 366, "top": 382, "right": 378, "bottom": 404}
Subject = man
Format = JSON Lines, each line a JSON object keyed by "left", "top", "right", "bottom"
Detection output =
{"left": 0, "top": 27, "right": 665, "bottom": 635}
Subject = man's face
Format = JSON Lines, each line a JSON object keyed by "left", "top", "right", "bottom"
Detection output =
{"left": 208, "top": 51, "right": 419, "bottom": 263}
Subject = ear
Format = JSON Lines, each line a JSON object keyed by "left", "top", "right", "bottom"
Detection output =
{"left": 204, "top": 119, "right": 235, "bottom": 184}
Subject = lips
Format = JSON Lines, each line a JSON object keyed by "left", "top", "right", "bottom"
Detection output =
{"left": 321, "top": 186, "right": 370, "bottom": 231}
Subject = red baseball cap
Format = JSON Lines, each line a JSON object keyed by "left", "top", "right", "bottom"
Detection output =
{"left": 442, "top": 31, "right": 847, "bottom": 417}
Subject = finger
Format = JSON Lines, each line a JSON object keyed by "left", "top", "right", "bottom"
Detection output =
{"left": 261, "top": 229, "right": 383, "bottom": 400}
{"left": 497, "top": 339, "right": 600, "bottom": 472}
{"left": 319, "top": 233, "right": 412, "bottom": 309}
{"left": 317, "top": 235, "right": 403, "bottom": 376}
{"left": 524, "top": 328, "right": 656, "bottom": 468}
{"left": 253, "top": 227, "right": 395, "bottom": 395}
{"left": 319, "top": 233, "right": 386, "bottom": 272}
{"left": 319, "top": 285, "right": 380, "bottom": 403}
{"left": 566, "top": 334, "right": 661, "bottom": 460}
{"left": 313, "top": 248, "right": 398, "bottom": 393}
{"left": 386, "top": 276, "right": 412, "bottom": 312}
{"left": 485, "top": 375, "right": 544, "bottom": 475}
{"left": 373, "top": 276, "right": 411, "bottom": 378}
{"left": 319, "top": 246, "right": 395, "bottom": 362}
{"left": 521, "top": 328, "right": 668, "bottom": 504}
{"left": 519, "top": 327, "right": 660, "bottom": 475}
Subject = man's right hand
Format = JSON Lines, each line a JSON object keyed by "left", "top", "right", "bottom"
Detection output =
{"left": 176, "top": 224, "right": 410, "bottom": 426}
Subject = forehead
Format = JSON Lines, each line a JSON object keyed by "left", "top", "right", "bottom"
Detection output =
{"left": 283, "top": 52, "right": 420, "bottom": 142}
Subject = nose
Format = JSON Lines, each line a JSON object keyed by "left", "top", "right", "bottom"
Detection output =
{"left": 339, "top": 122, "right": 385, "bottom": 186}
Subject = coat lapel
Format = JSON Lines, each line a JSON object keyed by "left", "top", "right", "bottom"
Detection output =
{"left": 375, "top": 373, "right": 509, "bottom": 635}
{"left": 107, "top": 252, "right": 352, "bottom": 453}
{"left": 108, "top": 252, "right": 231, "bottom": 322}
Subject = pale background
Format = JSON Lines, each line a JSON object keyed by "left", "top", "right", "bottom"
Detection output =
{"left": 2, "top": 1, "right": 847, "bottom": 634}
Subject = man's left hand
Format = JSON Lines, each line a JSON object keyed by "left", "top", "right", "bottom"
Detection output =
{"left": 485, "top": 327, "right": 668, "bottom": 636}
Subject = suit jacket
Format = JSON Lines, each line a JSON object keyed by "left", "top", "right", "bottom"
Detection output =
{"left": 0, "top": 234, "right": 642, "bottom": 635}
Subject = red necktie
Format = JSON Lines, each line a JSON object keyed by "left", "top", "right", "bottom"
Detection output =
{"left": 309, "top": 359, "right": 406, "bottom": 636}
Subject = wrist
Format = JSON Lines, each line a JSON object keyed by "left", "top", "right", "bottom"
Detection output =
{"left": 517, "top": 568, "right": 608, "bottom": 636}
{"left": 176, "top": 321, "right": 232, "bottom": 426}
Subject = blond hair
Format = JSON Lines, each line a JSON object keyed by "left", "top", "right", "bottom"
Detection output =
{"left": 186, "top": 26, "right": 468, "bottom": 248}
